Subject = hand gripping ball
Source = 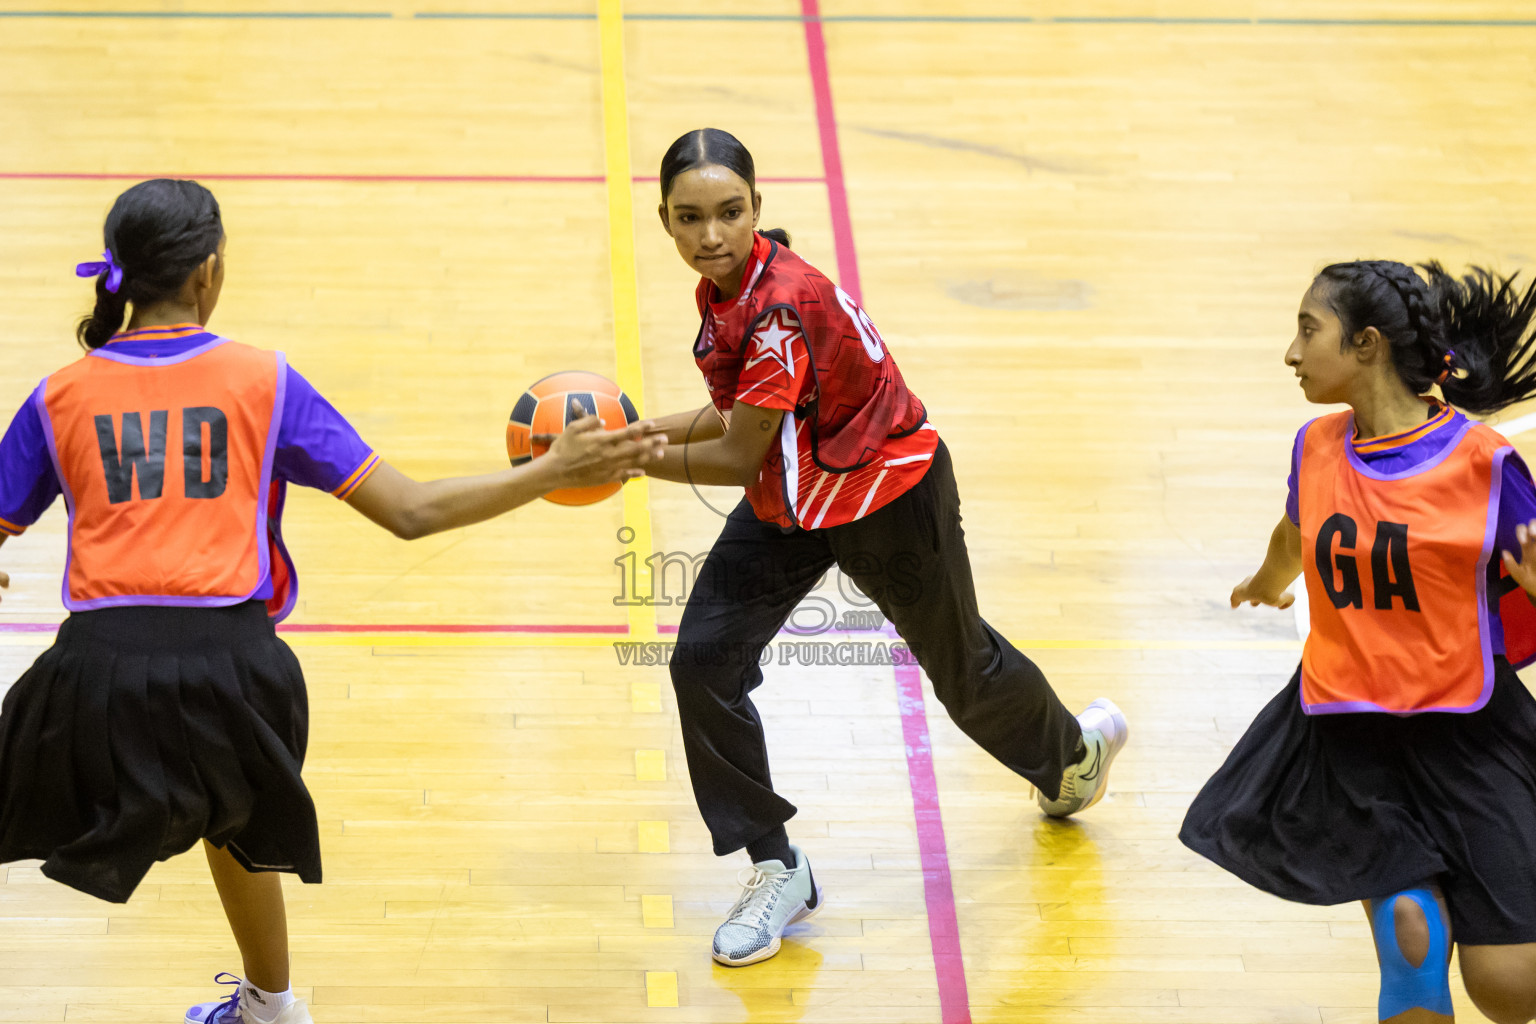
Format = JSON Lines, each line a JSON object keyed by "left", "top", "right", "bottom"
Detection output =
{"left": 506, "top": 370, "right": 641, "bottom": 506}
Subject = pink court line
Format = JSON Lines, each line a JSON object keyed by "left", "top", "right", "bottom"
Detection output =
{"left": 800, "top": 0, "right": 971, "bottom": 1019}
{"left": 801, "top": 0, "right": 863, "bottom": 306}
{"left": 0, "top": 621, "right": 683, "bottom": 634}
{"left": 895, "top": 655, "right": 970, "bottom": 1024}
{"left": 0, "top": 172, "right": 824, "bottom": 185}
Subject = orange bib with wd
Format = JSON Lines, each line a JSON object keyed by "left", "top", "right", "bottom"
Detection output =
{"left": 1298, "top": 411, "right": 1512, "bottom": 714}
{"left": 38, "top": 338, "right": 285, "bottom": 612}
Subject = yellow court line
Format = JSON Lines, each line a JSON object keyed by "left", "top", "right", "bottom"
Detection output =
{"left": 0, "top": 629, "right": 1302, "bottom": 654}
{"left": 645, "top": 971, "right": 679, "bottom": 1008}
{"left": 640, "top": 893, "right": 675, "bottom": 929}
{"left": 0, "top": 632, "right": 1301, "bottom": 651}
{"left": 597, "top": 0, "right": 657, "bottom": 640}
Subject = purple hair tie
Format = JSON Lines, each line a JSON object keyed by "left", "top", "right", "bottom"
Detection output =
{"left": 75, "top": 249, "right": 124, "bottom": 294}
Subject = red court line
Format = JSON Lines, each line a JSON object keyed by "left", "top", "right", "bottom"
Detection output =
{"left": 801, "top": 1, "right": 971, "bottom": 1019}
{"left": 0, "top": 172, "right": 602, "bottom": 184}
{"left": 0, "top": 172, "right": 824, "bottom": 185}
{"left": 801, "top": 0, "right": 863, "bottom": 306}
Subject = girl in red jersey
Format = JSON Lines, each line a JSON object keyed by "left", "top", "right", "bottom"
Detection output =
{"left": 0, "top": 179, "right": 662, "bottom": 1024}
{"left": 638, "top": 128, "right": 1128, "bottom": 966}
{"left": 1181, "top": 260, "right": 1536, "bottom": 1023}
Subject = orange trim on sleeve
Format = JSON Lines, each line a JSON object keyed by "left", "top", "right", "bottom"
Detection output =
{"left": 332, "top": 452, "right": 380, "bottom": 500}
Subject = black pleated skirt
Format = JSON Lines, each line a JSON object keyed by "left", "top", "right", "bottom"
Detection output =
{"left": 0, "top": 601, "right": 320, "bottom": 903}
{"left": 1180, "top": 658, "right": 1536, "bottom": 945}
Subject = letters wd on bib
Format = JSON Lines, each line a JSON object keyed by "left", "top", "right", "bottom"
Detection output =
{"left": 0, "top": 323, "right": 379, "bottom": 902}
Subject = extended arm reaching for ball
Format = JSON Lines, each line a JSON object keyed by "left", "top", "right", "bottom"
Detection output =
{"left": 641, "top": 400, "right": 782, "bottom": 489}
{"left": 1231, "top": 515, "right": 1303, "bottom": 610}
{"left": 347, "top": 405, "right": 665, "bottom": 540}
{"left": 647, "top": 404, "right": 727, "bottom": 447}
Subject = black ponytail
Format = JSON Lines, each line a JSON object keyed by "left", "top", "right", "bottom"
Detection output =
{"left": 1313, "top": 259, "right": 1536, "bottom": 416}
{"left": 659, "top": 128, "right": 790, "bottom": 248}
{"left": 76, "top": 178, "right": 223, "bottom": 350}
{"left": 79, "top": 276, "right": 131, "bottom": 351}
{"left": 1426, "top": 263, "right": 1536, "bottom": 415}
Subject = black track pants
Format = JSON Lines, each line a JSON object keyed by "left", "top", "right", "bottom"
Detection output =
{"left": 669, "top": 440, "right": 1083, "bottom": 855}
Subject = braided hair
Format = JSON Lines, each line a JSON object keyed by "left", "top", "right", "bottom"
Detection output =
{"left": 76, "top": 179, "right": 223, "bottom": 350}
{"left": 1312, "top": 259, "right": 1536, "bottom": 415}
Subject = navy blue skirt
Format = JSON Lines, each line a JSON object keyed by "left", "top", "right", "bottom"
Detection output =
{"left": 0, "top": 602, "right": 320, "bottom": 903}
{"left": 1180, "top": 658, "right": 1536, "bottom": 945}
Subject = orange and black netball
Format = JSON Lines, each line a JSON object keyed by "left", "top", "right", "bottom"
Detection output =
{"left": 506, "top": 370, "right": 639, "bottom": 506}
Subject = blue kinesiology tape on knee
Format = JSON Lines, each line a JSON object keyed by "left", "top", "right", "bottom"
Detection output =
{"left": 1370, "top": 888, "right": 1453, "bottom": 1020}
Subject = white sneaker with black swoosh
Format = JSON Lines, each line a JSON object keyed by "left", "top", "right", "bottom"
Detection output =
{"left": 1038, "top": 698, "right": 1128, "bottom": 817}
{"left": 711, "top": 845, "right": 823, "bottom": 966}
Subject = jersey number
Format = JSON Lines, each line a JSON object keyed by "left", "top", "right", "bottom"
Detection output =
{"left": 835, "top": 287, "right": 887, "bottom": 363}
{"left": 94, "top": 407, "right": 229, "bottom": 504}
{"left": 1315, "top": 513, "right": 1420, "bottom": 612}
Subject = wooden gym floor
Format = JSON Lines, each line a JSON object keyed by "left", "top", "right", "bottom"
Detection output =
{"left": 2, "top": 2, "right": 1535, "bottom": 1021}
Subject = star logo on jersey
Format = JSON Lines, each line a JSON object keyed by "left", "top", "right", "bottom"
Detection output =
{"left": 745, "top": 309, "right": 800, "bottom": 379}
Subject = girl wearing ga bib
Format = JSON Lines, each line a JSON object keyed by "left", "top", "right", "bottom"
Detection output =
{"left": 1180, "top": 259, "right": 1536, "bottom": 1024}
{"left": 636, "top": 129, "right": 1128, "bottom": 967}
{"left": 0, "top": 180, "right": 661, "bottom": 1024}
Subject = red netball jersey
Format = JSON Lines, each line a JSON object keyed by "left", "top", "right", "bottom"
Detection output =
{"left": 695, "top": 233, "right": 937, "bottom": 528}
{"left": 38, "top": 337, "right": 285, "bottom": 611}
{"left": 1297, "top": 410, "right": 1523, "bottom": 714}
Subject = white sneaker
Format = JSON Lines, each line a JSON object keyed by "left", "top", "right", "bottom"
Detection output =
{"left": 1038, "top": 698, "right": 1128, "bottom": 817}
{"left": 711, "top": 846, "right": 824, "bottom": 966}
{"left": 185, "top": 975, "right": 313, "bottom": 1024}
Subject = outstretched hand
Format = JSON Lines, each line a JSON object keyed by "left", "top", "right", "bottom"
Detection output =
{"left": 536, "top": 401, "right": 667, "bottom": 490}
{"left": 1231, "top": 574, "right": 1294, "bottom": 610}
{"left": 1502, "top": 520, "right": 1536, "bottom": 597}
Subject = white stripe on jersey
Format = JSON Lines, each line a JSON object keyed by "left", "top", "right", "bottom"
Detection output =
{"left": 853, "top": 468, "right": 889, "bottom": 521}
{"left": 811, "top": 473, "right": 846, "bottom": 529}
{"left": 798, "top": 469, "right": 829, "bottom": 522}
{"left": 779, "top": 413, "right": 799, "bottom": 519}
{"left": 883, "top": 453, "right": 933, "bottom": 467}
{"left": 738, "top": 259, "right": 768, "bottom": 306}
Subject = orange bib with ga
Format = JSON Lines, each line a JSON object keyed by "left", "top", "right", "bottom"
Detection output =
{"left": 38, "top": 338, "right": 285, "bottom": 611}
{"left": 1298, "top": 411, "right": 1511, "bottom": 714}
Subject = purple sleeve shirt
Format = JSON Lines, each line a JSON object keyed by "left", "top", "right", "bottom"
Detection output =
{"left": 0, "top": 362, "right": 375, "bottom": 537}
{"left": 1284, "top": 421, "right": 1309, "bottom": 527}
{"left": 0, "top": 385, "right": 60, "bottom": 537}
{"left": 273, "top": 367, "right": 378, "bottom": 496}
{"left": 1495, "top": 451, "right": 1536, "bottom": 560}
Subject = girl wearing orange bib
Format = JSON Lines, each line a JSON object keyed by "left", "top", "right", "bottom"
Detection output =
{"left": 1181, "top": 260, "right": 1536, "bottom": 1024}
{"left": 0, "top": 180, "right": 662, "bottom": 1024}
